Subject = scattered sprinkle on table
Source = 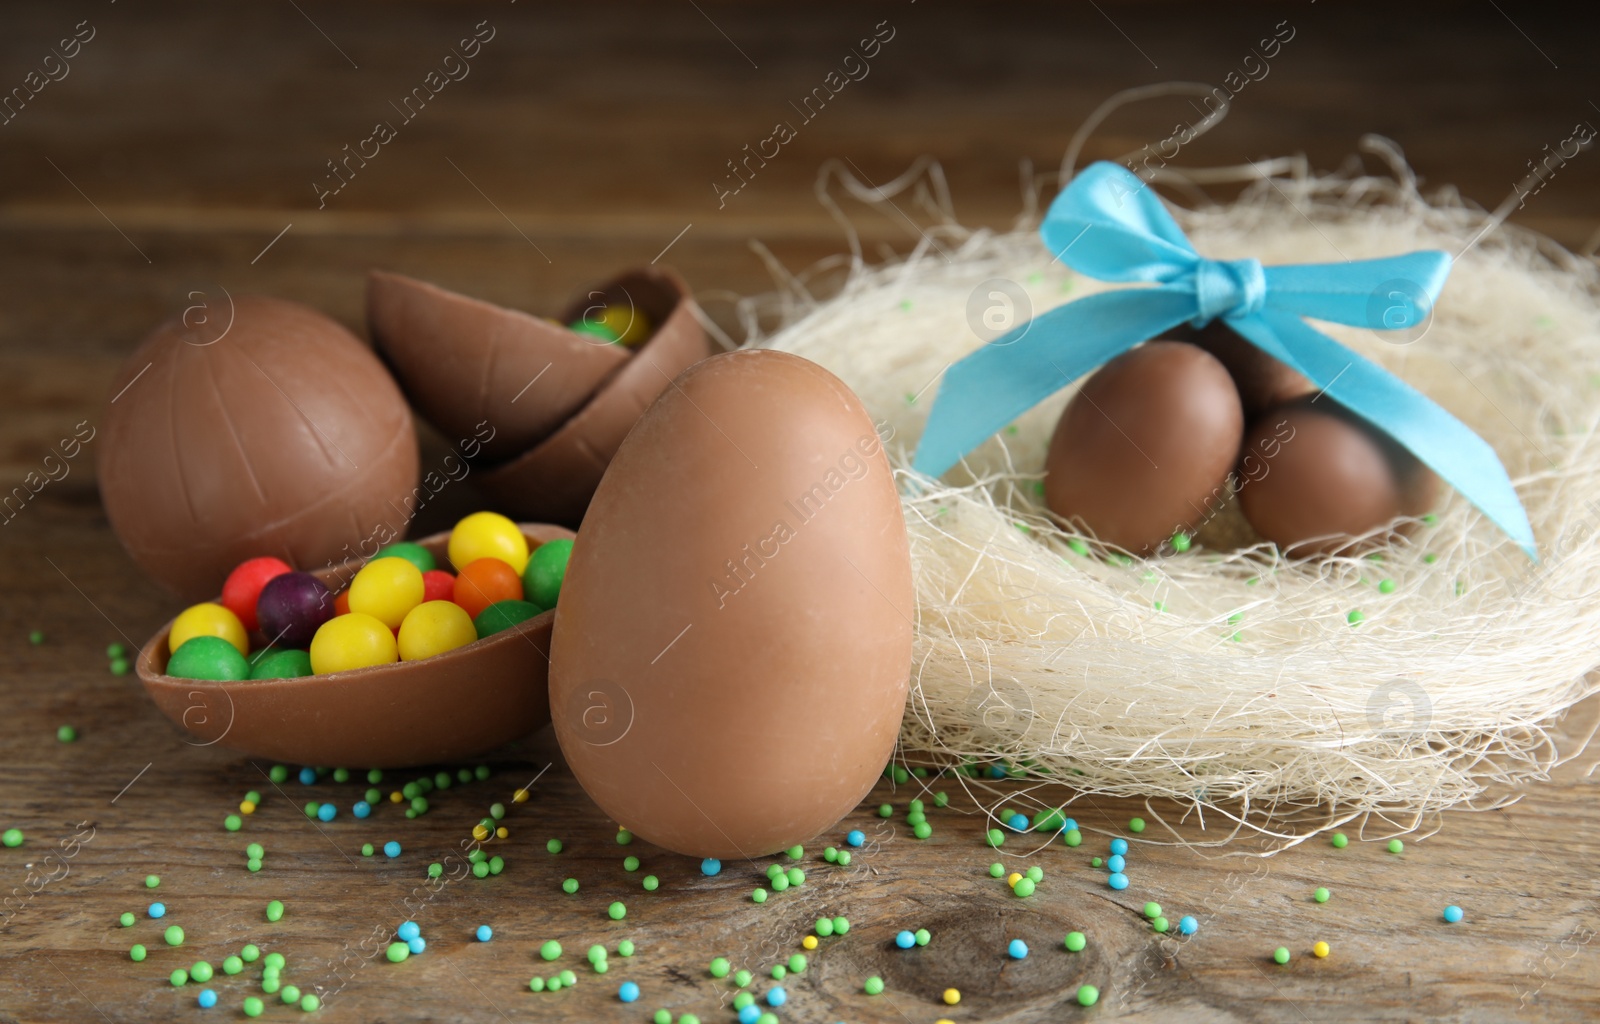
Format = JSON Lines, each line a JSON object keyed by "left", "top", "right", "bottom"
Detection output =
{"left": 752, "top": 888, "right": 767, "bottom": 903}
{"left": 863, "top": 976, "right": 884, "bottom": 995}
{"left": 1128, "top": 817, "right": 1146, "bottom": 832}
{"left": 164, "top": 925, "right": 184, "bottom": 946}
{"left": 1273, "top": 946, "right": 1291, "bottom": 964}
{"left": 1007, "top": 939, "right": 1029, "bottom": 959}
{"left": 562, "top": 877, "right": 580, "bottom": 894}
{"left": 1107, "top": 854, "right": 1125, "bottom": 872}
{"left": 129, "top": 944, "right": 146, "bottom": 961}
{"left": 197, "top": 989, "right": 217, "bottom": 1008}
{"left": 1313, "top": 940, "right": 1330, "bottom": 958}
{"left": 119, "top": 911, "right": 135, "bottom": 927}
{"left": 1077, "top": 984, "right": 1099, "bottom": 1006}
{"left": 1110, "top": 838, "right": 1128, "bottom": 856}
{"left": 943, "top": 987, "right": 961, "bottom": 1005}
{"left": 619, "top": 981, "right": 640, "bottom": 1002}
{"left": 1108, "top": 872, "right": 1129, "bottom": 890}
{"left": 608, "top": 901, "right": 626, "bottom": 920}
{"left": 1143, "top": 902, "right": 1161, "bottom": 918}
{"left": 643, "top": 875, "right": 659, "bottom": 891}
{"left": 1314, "top": 887, "right": 1330, "bottom": 903}
{"left": 1065, "top": 931, "right": 1087, "bottom": 951}
{"left": 547, "top": 839, "right": 564, "bottom": 854}
{"left": 149, "top": 902, "right": 166, "bottom": 918}
{"left": 383, "top": 841, "right": 401, "bottom": 857}
{"left": 701, "top": 858, "right": 721, "bottom": 876}
{"left": 1331, "top": 833, "right": 1348, "bottom": 848}
{"left": 3, "top": 828, "right": 25, "bottom": 847}
{"left": 361, "top": 844, "right": 374, "bottom": 857}
{"left": 476, "top": 925, "right": 493, "bottom": 942}
{"left": 385, "top": 942, "right": 409, "bottom": 963}
{"left": 1443, "top": 905, "right": 1464, "bottom": 923}
{"left": 223, "top": 815, "right": 242, "bottom": 832}
{"left": 1179, "top": 916, "right": 1198, "bottom": 935}
{"left": 1388, "top": 839, "right": 1404, "bottom": 854}
{"left": 56, "top": 725, "right": 76, "bottom": 742}
{"left": 266, "top": 900, "right": 284, "bottom": 922}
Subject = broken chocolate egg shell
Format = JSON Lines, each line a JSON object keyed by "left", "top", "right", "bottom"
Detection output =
{"left": 477, "top": 266, "right": 715, "bottom": 526}
{"left": 368, "top": 270, "right": 630, "bottom": 462}
{"left": 138, "top": 524, "right": 570, "bottom": 767}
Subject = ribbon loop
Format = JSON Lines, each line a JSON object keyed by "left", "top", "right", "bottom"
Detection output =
{"left": 912, "top": 161, "right": 1536, "bottom": 558}
{"left": 1192, "top": 257, "right": 1265, "bottom": 325}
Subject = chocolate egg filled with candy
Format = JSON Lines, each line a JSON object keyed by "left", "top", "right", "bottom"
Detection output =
{"left": 1043, "top": 341, "right": 1245, "bottom": 553}
{"left": 1236, "top": 398, "right": 1439, "bottom": 557}
{"left": 99, "top": 296, "right": 420, "bottom": 601}
{"left": 550, "top": 350, "right": 913, "bottom": 859}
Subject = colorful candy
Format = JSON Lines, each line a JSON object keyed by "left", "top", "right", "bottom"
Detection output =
{"left": 221, "top": 557, "right": 292, "bottom": 631}
{"left": 168, "top": 636, "right": 252, "bottom": 681}
{"left": 249, "top": 649, "right": 313, "bottom": 680}
{"left": 421, "top": 569, "right": 456, "bottom": 604}
{"left": 170, "top": 603, "right": 248, "bottom": 656}
{"left": 397, "top": 601, "right": 477, "bottom": 661}
{"left": 349, "top": 557, "right": 425, "bottom": 629}
{"left": 474, "top": 600, "right": 542, "bottom": 638}
{"left": 454, "top": 558, "right": 523, "bottom": 620}
{"left": 309, "top": 614, "right": 398, "bottom": 674}
{"left": 523, "top": 538, "right": 573, "bottom": 610}
{"left": 449, "top": 512, "right": 529, "bottom": 575}
{"left": 255, "top": 572, "right": 334, "bottom": 648}
{"left": 373, "top": 542, "right": 436, "bottom": 574}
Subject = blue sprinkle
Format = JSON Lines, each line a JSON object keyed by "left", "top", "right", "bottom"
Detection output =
{"left": 1007, "top": 938, "right": 1029, "bottom": 959}
{"left": 738, "top": 1006, "right": 761, "bottom": 1024}
{"left": 1110, "top": 838, "right": 1129, "bottom": 856}
{"left": 1179, "top": 916, "right": 1198, "bottom": 935}
{"left": 475, "top": 925, "right": 493, "bottom": 942}
{"left": 317, "top": 803, "right": 336, "bottom": 822}
{"left": 353, "top": 801, "right": 371, "bottom": 819}
{"left": 1443, "top": 905, "right": 1464, "bottom": 923}
{"left": 846, "top": 830, "right": 865, "bottom": 848}
{"left": 895, "top": 930, "right": 916, "bottom": 949}
{"left": 1007, "top": 813, "right": 1029, "bottom": 831}
{"left": 766, "top": 986, "right": 787, "bottom": 1007}
{"left": 1108, "top": 872, "right": 1129, "bottom": 890}
{"left": 397, "top": 921, "right": 420, "bottom": 942}
{"left": 1062, "top": 818, "right": 1078, "bottom": 831}
{"left": 298, "top": 767, "right": 317, "bottom": 785}
{"left": 986, "top": 765, "right": 1007, "bottom": 779}
{"left": 1107, "top": 854, "right": 1125, "bottom": 873}
{"left": 701, "top": 858, "right": 721, "bottom": 876}
{"left": 197, "top": 989, "right": 218, "bottom": 1009}
{"left": 148, "top": 902, "right": 166, "bottom": 919}
{"left": 384, "top": 841, "right": 401, "bottom": 858}
{"left": 407, "top": 936, "right": 426, "bottom": 954}
{"left": 618, "top": 981, "right": 640, "bottom": 1003}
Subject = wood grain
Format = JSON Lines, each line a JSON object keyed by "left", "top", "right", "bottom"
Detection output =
{"left": 3, "top": 2, "right": 1600, "bottom": 1021}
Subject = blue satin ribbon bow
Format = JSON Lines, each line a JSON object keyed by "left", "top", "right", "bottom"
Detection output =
{"left": 912, "top": 161, "right": 1535, "bottom": 557}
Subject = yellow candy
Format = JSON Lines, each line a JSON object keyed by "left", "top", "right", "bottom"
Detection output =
{"left": 448, "top": 512, "right": 529, "bottom": 575}
{"left": 170, "top": 603, "right": 248, "bottom": 656}
{"left": 390, "top": 791, "right": 404, "bottom": 803}
{"left": 309, "top": 613, "right": 398, "bottom": 674}
{"left": 496, "top": 827, "right": 508, "bottom": 839}
{"left": 239, "top": 800, "right": 256, "bottom": 815}
{"left": 943, "top": 988, "right": 961, "bottom": 1005}
{"left": 1313, "top": 941, "right": 1330, "bottom": 958}
{"left": 598, "top": 304, "right": 652, "bottom": 347}
{"left": 513, "top": 789, "right": 530, "bottom": 803}
{"left": 397, "top": 601, "right": 476, "bottom": 662}
{"left": 1007, "top": 872, "right": 1023, "bottom": 888}
{"left": 348, "top": 557, "right": 425, "bottom": 630}
{"left": 472, "top": 825, "right": 489, "bottom": 841}
{"left": 801, "top": 936, "right": 818, "bottom": 950}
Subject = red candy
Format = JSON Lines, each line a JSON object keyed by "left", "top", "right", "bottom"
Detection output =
{"left": 221, "top": 557, "right": 292, "bottom": 632}
{"left": 422, "top": 569, "right": 457, "bottom": 604}
{"left": 453, "top": 558, "right": 523, "bottom": 619}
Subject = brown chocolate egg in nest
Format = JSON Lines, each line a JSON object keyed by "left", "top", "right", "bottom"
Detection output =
{"left": 137, "top": 524, "right": 569, "bottom": 767}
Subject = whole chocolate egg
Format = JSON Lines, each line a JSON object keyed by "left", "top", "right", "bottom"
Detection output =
{"left": 1235, "top": 398, "right": 1439, "bottom": 557}
{"left": 100, "top": 296, "right": 420, "bottom": 600}
{"left": 1044, "top": 341, "right": 1244, "bottom": 553}
{"left": 1188, "top": 320, "right": 1314, "bottom": 420}
{"left": 549, "top": 349, "right": 912, "bottom": 858}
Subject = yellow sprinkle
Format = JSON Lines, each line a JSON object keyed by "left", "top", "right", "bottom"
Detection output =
{"left": 496, "top": 827, "right": 509, "bottom": 839}
{"left": 1006, "top": 872, "right": 1023, "bottom": 888}
{"left": 389, "top": 791, "right": 403, "bottom": 804}
{"left": 239, "top": 800, "right": 256, "bottom": 815}
{"left": 942, "top": 988, "right": 961, "bottom": 1005}
{"left": 472, "top": 825, "right": 489, "bottom": 841}
{"left": 801, "top": 935, "right": 818, "bottom": 950}
{"left": 1313, "top": 941, "right": 1330, "bottom": 958}
{"left": 513, "top": 788, "right": 530, "bottom": 804}
{"left": 938, "top": 1020, "right": 956, "bottom": 1024}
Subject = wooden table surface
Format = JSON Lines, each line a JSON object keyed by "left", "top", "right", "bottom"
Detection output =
{"left": 3, "top": 2, "right": 1599, "bottom": 1021}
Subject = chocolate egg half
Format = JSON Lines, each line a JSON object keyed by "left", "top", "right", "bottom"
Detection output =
{"left": 1044, "top": 341, "right": 1244, "bottom": 553}
{"left": 100, "top": 296, "right": 419, "bottom": 600}
{"left": 1235, "top": 398, "right": 1439, "bottom": 556}
{"left": 549, "top": 349, "right": 912, "bottom": 858}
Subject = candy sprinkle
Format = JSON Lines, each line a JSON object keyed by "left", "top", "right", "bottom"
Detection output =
{"left": 608, "top": 901, "right": 627, "bottom": 920}
{"left": 1331, "top": 833, "right": 1348, "bottom": 849}
{"left": 1314, "top": 887, "right": 1330, "bottom": 904}
{"left": 943, "top": 988, "right": 961, "bottom": 1005}
{"left": 547, "top": 839, "right": 564, "bottom": 854}
{"left": 801, "top": 935, "right": 818, "bottom": 950}
{"left": 2, "top": 829, "right": 24, "bottom": 848}
{"left": 1076, "top": 985, "right": 1099, "bottom": 1006}
{"left": 384, "top": 841, "right": 401, "bottom": 858}
{"left": 1443, "top": 905, "right": 1464, "bottom": 923}
{"left": 56, "top": 725, "right": 76, "bottom": 743}
{"left": 149, "top": 902, "right": 166, "bottom": 919}
{"left": 1108, "top": 872, "right": 1129, "bottom": 890}
{"left": 1313, "top": 941, "right": 1330, "bottom": 958}
{"left": 863, "top": 976, "right": 884, "bottom": 995}
{"left": 701, "top": 858, "right": 721, "bottom": 876}
{"left": 1143, "top": 902, "right": 1161, "bottom": 919}
{"left": 1272, "top": 946, "right": 1291, "bottom": 965}
{"left": 476, "top": 925, "right": 493, "bottom": 942}
{"left": 1179, "top": 916, "right": 1198, "bottom": 936}
{"left": 1128, "top": 817, "right": 1146, "bottom": 833}
{"left": 1065, "top": 931, "right": 1087, "bottom": 951}
{"left": 1007, "top": 939, "right": 1029, "bottom": 959}
{"left": 164, "top": 925, "right": 185, "bottom": 946}
{"left": 619, "top": 981, "right": 640, "bottom": 1003}
{"left": 266, "top": 900, "right": 284, "bottom": 922}
{"left": 1388, "top": 839, "right": 1405, "bottom": 854}
{"left": 1110, "top": 838, "right": 1129, "bottom": 856}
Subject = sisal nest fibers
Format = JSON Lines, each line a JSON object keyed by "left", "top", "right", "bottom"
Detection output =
{"left": 718, "top": 129, "right": 1600, "bottom": 846}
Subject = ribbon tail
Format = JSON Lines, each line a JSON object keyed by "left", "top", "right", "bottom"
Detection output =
{"left": 912, "top": 287, "right": 1195, "bottom": 479}
{"left": 1238, "top": 311, "right": 1537, "bottom": 559}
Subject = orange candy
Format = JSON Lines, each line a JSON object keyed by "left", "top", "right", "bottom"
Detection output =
{"left": 453, "top": 558, "right": 523, "bottom": 619}
{"left": 334, "top": 589, "right": 351, "bottom": 616}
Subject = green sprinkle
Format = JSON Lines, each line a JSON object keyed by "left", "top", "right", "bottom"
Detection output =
{"left": 766, "top": 864, "right": 783, "bottom": 880}
{"left": 1091, "top": 857, "right": 1103, "bottom": 868}
{"left": 299, "top": 994, "right": 320, "bottom": 1012}
{"left": 752, "top": 888, "right": 767, "bottom": 903}
{"left": 913, "top": 821, "right": 932, "bottom": 839}
{"left": 934, "top": 792, "right": 949, "bottom": 808}
{"left": 332, "top": 768, "right": 349, "bottom": 783}
{"left": 266, "top": 900, "right": 284, "bottom": 922}
{"left": 1129, "top": 817, "right": 1146, "bottom": 833}
{"left": 302, "top": 802, "right": 319, "bottom": 818}
{"left": 1013, "top": 877, "right": 1035, "bottom": 898}
{"left": 1273, "top": 946, "right": 1291, "bottom": 965}
{"left": 281, "top": 984, "right": 301, "bottom": 1004}
{"left": 109, "top": 657, "right": 130, "bottom": 675}
{"left": 1077, "top": 984, "right": 1099, "bottom": 1006}
{"left": 361, "top": 843, "right": 374, "bottom": 857}
{"left": 771, "top": 874, "right": 789, "bottom": 892}
{"left": 559, "top": 969, "right": 576, "bottom": 986}
{"left": 29, "top": 630, "right": 45, "bottom": 645}
{"left": 1067, "top": 537, "right": 1090, "bottom": 556}
{"left": 734, "top": 993, "right": 754, "bottom": 1011}
{"left": 592, "top": 959, "right": 609, "bottom": 974}
{"left": 247, "top": 858, "right": 262, "bottom": 872}
{"left": 223, "top": 956, "right": 244, "bottom": 975}
{"left": 1064, "top": 931, "right": 1087, "bottom": 952}
{"left": 832, "top": 916, "right": 849, "bottom": 935}
{"left": 119, "top": 911, "right": 135, "bottom": 927}
{"left": 643, "top": 875, "right": 659, "bottom": 891}
{"left": 816, "top": 917, "right": 835, "bottom": 936}
{"left": 734, "top": 969, "right": 752, "bottom": 987}
{"left": 428, "top": 863, "right": 443, "bottom": 878}
{"left": 529, "top": 978, "right": 547, "bottom": 993}
{"left": 863, "top": 976, "right": 884, "bottom": 995}
{"left": 1143, "top": 902, "right": 1161, "bottom": 918}
{"left": 786, "top": 868, "right": 804, "bottom": 886}
{"left": 1423, "top": 552, "right": 1438, "bottom": 564}
{"left": 1170, "top": 531, "right": 1191, "bottom": 553}
{"left": 1347, "top": 609, "right": 1364, "bottom": 626}
{"left": 652, "top": 1012, "right": 669, "bottom": 1024}
{"left": 1064, "top": 828, "right": 1083, "bottom": 847}
{"left": 1378, "top": 578, "right": 1396, "bottom": 594}
{"left": 169, "top": 968, "right": 189, "bottom": 986}
{"left": 836, "top": 851, "right": 851, "bottom": 866}
{"left": 547, "top": 839, "right": 563, "bottom": 854}
{"left": 472, "top": 861, "right": 489, "bottom": 878}
{"left": 1388, "top": 839, "right": 1404, "bottom": 854}
{"left": 608, "top": 901, "right": 626, "bottom": 920}
{"left": 56, "top": 725, "right": 76, "bottom": 743}
{"left": 823, "top": 847, "right": 838, "bottom": 862}
{"left": 240, "top": 945, "right": 259, "bottom": 963}
{"left": 617, "top": 829, "right": 633, "bottom": 845}
{"left": 264, "top": 953, "right": 285, "bottom": 969}
{"left": 618, "top": 940, "right": 635, "bottom": 957}
{"left": 1026, "top": 866, "right": 1043, "bottom": 883}
{"left": 224, "top": 815, "right": 242, "bottom": 832}
{"left": 986, "top": 828, "right": 1005, "bottom": 847}
{"left": 877, "top": 804, "right": 892, "bottom": 817}
{"left": 562, "top": 878, "right": 579, "bottom": 894}
{"left": 539, "top": 940, "right": 562, "bottom": 961}
{"left": 623, "top": 856, "right": 640, "bottom": 872}
{"left": 788, "top": 953, "right": 807, "bottom": 973}
{"left": 129, "top": 944, "right": 147, "bottom": 961}
{"left": 475, "top": 765, "right": 490, "bottom": 781}
{"left": 914, "top": 928, "right": 930, "bottom": 946}
{"left": 892, "top": 766, "right": 909, "bottom": 784}
{"left": 1314, "top": 887, "right": 1330, "bottom": 903}
{"left": 988, "top": 862, "right": 1005, "bottom": 878}
{"left": 1422, "top": 513, "right": 1438, "bottom": 525}
{"left": 1331, "top": 832, "right": 1348, "bottom": 848}
{"left": 587, "top": 944, "right": 608, "bottom": 964}
{"left": 269, "top": 765, "right": 288, "bottom": 783}
{"left": 385, "top": 942, "right": 410, "bottom": 963}
{"left": 1153, "top": 916, "right": 1169, "bottom": 932}
{"left": 545, "top": 977, "right": 560, "bottom": 992}
{"left": 434, "top": 772, "right": 450, "bottom": 790}
{"left": 243, "top": 997, "right": 264, "bottom": 1017}
{"left": 164, "top": 925, "right": 184, "bottom": 946}
{"left": 489, "top": 855, "right": 504, "bottom": 875}
{"left": 770, "top": 965, "right": 786, "bottom": 980}
{"left": 709, "top": 956, "right": 730, "bottom": 977}
{"left": 245, "top": 843, "right": 264, "bottom": 860}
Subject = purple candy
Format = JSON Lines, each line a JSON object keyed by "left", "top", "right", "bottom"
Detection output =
{"left": 255, "top": 572, "right": 333, "bottom": 648}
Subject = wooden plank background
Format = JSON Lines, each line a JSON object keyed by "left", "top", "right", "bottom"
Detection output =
{"left": 2, "top": 2, "right": 1599, "bottom": 1021}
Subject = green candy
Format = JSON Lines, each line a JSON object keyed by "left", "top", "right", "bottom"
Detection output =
{"left": 250, "top": 649, "right": 313, "bottom": 680}
{"left": 522, "top": 539, "right": 573, "bottom": 611}
{"left": 266, "top": 900, "right": 284, "bottom": 922}
{"left": 1331, "top": 832, "right": 1349, "bottom": 848}
{"left": 190, "top": 961, "right": 214, "bottom": 983}
{"left": 474, "top": 600, "right": 543, "bottom": 638}
{"left": 166, "top": 635, "right": 251, "bottom": 681}
{"left": 373, "top": 542, "right": 436, "bottom": 574}
{"left": 863, "top": 976, "right": 884, "bottom": 995}
{"left": 164, "top": 925, "right": 185, "bottom": 946}
{"left": 1273, "top": 946, "right": 1291, "bottom": 964}
{"left": 385, "top": 942, "right": 409, "bottom": 963}
{"left": 129, "top": 944, "right": 147, "bottom": 961}
{"left": 709, "top": 957, "right": 730, "bottom": 978}
{"left": 169, "top": 969, "right": 188, "bottom": 987}
{"left": 1077, "top": 985, "right": 1099, "bottom": 1006}
{"left": 119, "top": 911, "right": 135, "bottom": 927}
{"left": 1064, "top": 931, "right": 1087, "bottom": 952}
{"left": 988, "top": 863, "right": 1005, "bottom": 878}
{"left": 1314, "top": 887, "right": 1330, "bottom": 903}
{"left": 223, "top": 956, "right": 244, "bottom": 975}
{"left": 608, "top": 902, "right": 626, "bottom": 920}
{"left": 243, "top": 997, "right": 264, "bottom": 1017}
{"left": 540, "top": 940, "right": 562, "bottom": 961}
{"left": 568, "top": 319, "right": 620, "bottom": 344}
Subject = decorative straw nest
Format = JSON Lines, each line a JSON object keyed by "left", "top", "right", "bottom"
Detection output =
{"left": 731, "top": 139, "right": 1600, "bottom": 843}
